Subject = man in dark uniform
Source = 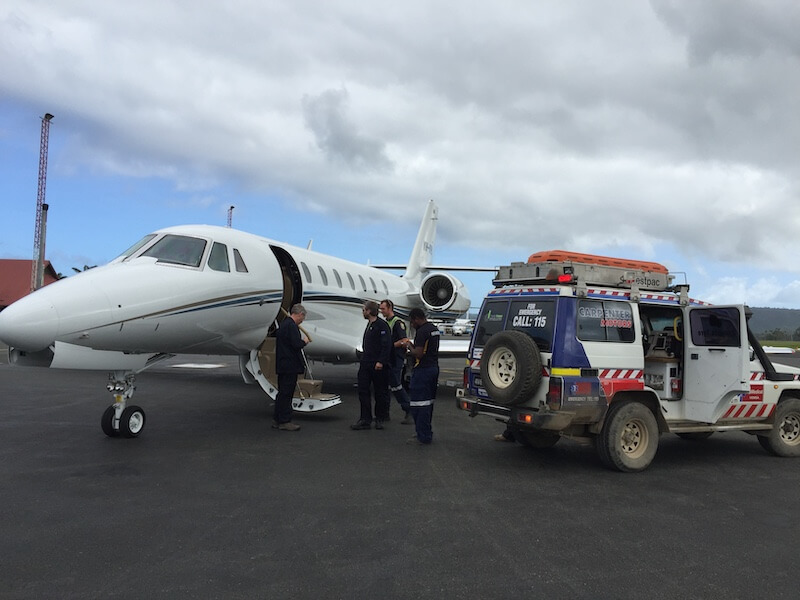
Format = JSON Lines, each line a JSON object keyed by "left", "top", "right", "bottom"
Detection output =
{"left": 379, "top": 299, "right": 412, "bottom": 424}
{"left": 351, "top": 300, "right": 392, "bottom": 430}
{"left": 273, "top": 304, "right": 309, "bottom": 431}
{"left": 405, "top": 307, "right": 439, "bottom": 444}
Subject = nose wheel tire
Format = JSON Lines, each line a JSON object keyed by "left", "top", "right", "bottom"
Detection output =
{"left": 101, "top": 405, "right": 120, "bottom": 438}
{"left": 120, "top": 406, "right": 146, "bottom": 438}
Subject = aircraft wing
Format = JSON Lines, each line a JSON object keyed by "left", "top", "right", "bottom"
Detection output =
{"left": 439, "top": 339, "right": 470, "bottom": 356}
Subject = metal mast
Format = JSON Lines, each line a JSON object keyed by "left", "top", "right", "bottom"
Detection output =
{"left": 31, "top": 113, "right": 54, "bottom": 292}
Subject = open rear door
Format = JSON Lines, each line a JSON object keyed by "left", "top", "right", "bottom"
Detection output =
{"left": 683, "top": 305, "right": 749, "bottom": 422}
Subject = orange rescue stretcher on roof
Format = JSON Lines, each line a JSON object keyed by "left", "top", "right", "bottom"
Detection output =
{"left": 526, "top": 250, "right": 669, "bottom": 275}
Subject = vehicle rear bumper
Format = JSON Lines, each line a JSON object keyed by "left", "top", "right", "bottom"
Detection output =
{"left": 455, "top": 390, "right": 575, "bottom": 431}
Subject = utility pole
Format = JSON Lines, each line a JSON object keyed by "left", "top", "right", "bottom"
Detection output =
{"left": 227, "top": 205, "right": 235, "bottom": 228}
{"left": 31, "top": 113, "right": 54, "bottom": 292}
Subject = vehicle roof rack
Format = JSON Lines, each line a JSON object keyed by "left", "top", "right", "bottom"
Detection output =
{"left": 493, "top": 250, "right": 674, "bottom": 292}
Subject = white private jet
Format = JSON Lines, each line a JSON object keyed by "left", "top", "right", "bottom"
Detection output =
{"left": 0, "top": 200, "right": 493, "bottom": 438}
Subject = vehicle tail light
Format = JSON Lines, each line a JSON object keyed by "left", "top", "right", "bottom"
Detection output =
{"left": 546, "top": 376, "right": 563, "bottom": 410}
{"left": 517, "top": 412, "right": 534, "bottom": 425}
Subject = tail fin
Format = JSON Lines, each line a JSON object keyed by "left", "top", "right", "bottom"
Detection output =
{"left": 404, "top": 200, "right": 438, "bottom": 283}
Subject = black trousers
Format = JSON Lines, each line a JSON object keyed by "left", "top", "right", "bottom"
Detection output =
{"left": 357, "top": 363, "right": 390, "bottom": 422}
{"left": 275, "top": 372, "right": 298, "bottom": 424}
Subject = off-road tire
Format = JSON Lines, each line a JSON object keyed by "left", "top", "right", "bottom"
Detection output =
{"left": 758, "top": 398, "right": 800, "bottom": 457}
{"left": 597, "top": 401, "right": 659, "bottom": 472}
{"left": 479, "top": 331, "right": 542, "bottom": 406}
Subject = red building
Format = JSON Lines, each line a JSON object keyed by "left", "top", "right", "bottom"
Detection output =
{"left": 0, "top": 259, "right": 59, "bottom": 310}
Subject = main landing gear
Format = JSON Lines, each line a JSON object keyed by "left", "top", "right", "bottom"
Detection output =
{"left": 101, "top": 371, "right": 146, "bottom": 438}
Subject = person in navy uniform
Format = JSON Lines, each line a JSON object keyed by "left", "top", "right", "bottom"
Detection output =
{"left": 379, "top": 299, "right": 413, "bottom": 424}
{"left": 404, "top": 307, "right": 440, "bottom": 444}
{"left": 273, "top": 304, "right": 309, "bottom": 431}
{"left": 351, "top": 300, "right": 392, "bottom": 430}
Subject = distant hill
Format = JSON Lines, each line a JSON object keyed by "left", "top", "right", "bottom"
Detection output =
{"left": 748, "top": 307, "right": 800, "bottom": 340}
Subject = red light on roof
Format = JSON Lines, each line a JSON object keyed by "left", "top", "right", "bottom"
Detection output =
{"left": 557, "top": 274, "right": 573, "bottom": 283}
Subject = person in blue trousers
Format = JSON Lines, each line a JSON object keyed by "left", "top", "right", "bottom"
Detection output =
{"left": 404, "top": 308, "right": 440, "bottom": 445}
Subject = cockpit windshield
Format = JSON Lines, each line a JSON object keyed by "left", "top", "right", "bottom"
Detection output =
{"left": 141, "top": 235, "right": 207, "bottom": 267}
{"left": 115, "top": 234, "right": 157, "bottom": 261}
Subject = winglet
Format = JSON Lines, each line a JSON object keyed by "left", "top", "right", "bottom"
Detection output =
{"left": 404, "top": 200, "right": 437, "bottom": 283}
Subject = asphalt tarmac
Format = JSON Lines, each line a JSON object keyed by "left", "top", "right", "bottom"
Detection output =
{"left": 2, "top": 348, "right": 800, "bottom": 599}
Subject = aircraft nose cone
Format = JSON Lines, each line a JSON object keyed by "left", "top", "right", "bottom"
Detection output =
{"left": 0, "top": 293, "right": 59, "bottom": 351}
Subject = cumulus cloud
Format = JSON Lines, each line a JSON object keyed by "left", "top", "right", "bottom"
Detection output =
{"left": 2, "top": 0, "right": 800, "bottom": 304}
{"left": 302, "top": 88, "right": 393, "bottom": 171}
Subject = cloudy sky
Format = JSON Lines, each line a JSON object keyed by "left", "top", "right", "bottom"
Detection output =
{"left": 1, "top": 0, "right": 799, "bottom": 309}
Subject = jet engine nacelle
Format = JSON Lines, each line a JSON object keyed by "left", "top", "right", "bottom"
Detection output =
{"left": 419, "top": 272, "right": 470, "bottom": 315}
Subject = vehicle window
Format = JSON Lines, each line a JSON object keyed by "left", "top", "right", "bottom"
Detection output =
{"left": 301, "top": 262, "right": 312, "bottom": 283}
{"left": 142, "top": 234, "right": 206, "bottom": 267}
{"left": 508, "top": 299, "right": 556, "bottom": 351}
{"left": 577, "top": 300, "right": 635, "bottom": 343}
{"left": 347, "top": 272, "right": 356, "bottom": 290}
{"left": 208, "top": 242, "right": 230, "bottom": 272}
{"left": 474, "top": 300, "right": 510, "bottom": 347}
{"left": 233, "top": 249, "right": 249, "bottom": 273}
{"left": 382, "top": 280, "right": 389, "bottom": 295}
{"left": 333, "top": 269, "right": 343, "bottom": 288}
{"left": 117, "top": 234, "right": 157, "bottom": 260}
{"left": 690, "top": 308, "right": 741, "bottom": 347}
{"left": 318, "top": 266, "right": 329, "bottom": 286}
{"left": 358, "top": 275, "right": 367, "bottom": 291}
{"left": 369, "top": 277, "right": 377, "bottom": 293}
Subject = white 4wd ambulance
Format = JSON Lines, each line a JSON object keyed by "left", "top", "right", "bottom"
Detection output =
{"left": 456, "top": 251, "right": 800, "bottom": 472}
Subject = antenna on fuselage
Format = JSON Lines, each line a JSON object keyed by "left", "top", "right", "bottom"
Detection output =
{"left": 227, "top": 205, "right": 235, "bottom": 228}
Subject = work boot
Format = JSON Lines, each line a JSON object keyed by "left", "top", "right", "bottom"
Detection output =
{"left": 401, "top": 412, "right": 413, "bottom": 425}
{"left": 375, "top": 420, "right": 384, "bottom": 430}
{"left": 273, "top": 422, "right": 300, "bottom": 431}
{"left": 350, "top": 420, "right": 371, "bottom": 430}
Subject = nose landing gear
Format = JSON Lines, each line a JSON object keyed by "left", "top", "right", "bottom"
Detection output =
{"left": 101, "top": 371, "right": 146, "bottom": 438}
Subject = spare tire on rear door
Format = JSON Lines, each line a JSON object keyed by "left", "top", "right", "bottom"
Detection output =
{"left": 479, "top": 330, "right": 543, "bottom": 405}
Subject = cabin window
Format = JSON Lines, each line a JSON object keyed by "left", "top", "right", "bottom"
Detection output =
{"left": 301, "top": 262, "right": 313, "bottom": 283}
{"left": 318, "top": 266, "right": 329, "bottom": 286}
{"left": 117, "top": 234, "right": 157, "bottom": 261}
{"left": 358, "top": 275, "right": 367, "bottom": 292}
{"left": 142, "top": 234, "right": 207, "bottom": 268}
{"left": 382, "top": 280, "right": 389, "bottom": 295}
{"left": 333, "top": 269, "right": 343, "bottom": 288}
{"left": 690, "top": 308, "right": 741, "bottom": 347}
{"left": 576, "top": 300, "right": 635, "bottom": 343}
{"left": 233, "top": 249, "right": 249, "bottom": 273}
{"left": 369, "top": 277, "right": 377, "bottom": 293}
{"left": 347, "top": 273, "right": 356, "bottom": 290}
{"left": 208, "top": 242, "right": 230, "bottom": 272}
